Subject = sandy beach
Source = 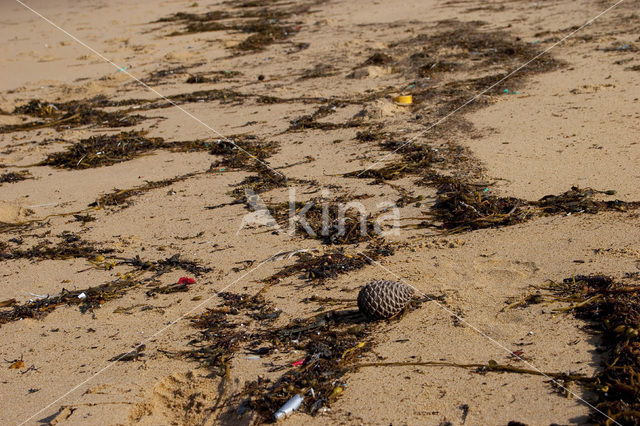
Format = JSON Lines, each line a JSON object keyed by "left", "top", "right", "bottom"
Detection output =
{"left": 1, "top": 0, "right": 639, "bottom": 425}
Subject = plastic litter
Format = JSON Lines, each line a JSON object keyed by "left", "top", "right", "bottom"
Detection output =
{"left": 77, "top": 292, "right": 87, "bottom": 300}
{"left": 394, "top": 95, "right": 412, "bottom": 105}
{"left": 329, "top": 386, "right": 343, "bottom": 399}
{"left": 274, "top": 394, "right": 303, "bottom": 421}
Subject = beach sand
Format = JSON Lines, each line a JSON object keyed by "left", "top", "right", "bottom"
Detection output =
{"left": 1, "top": 0, "right": 639, "bottom": 424}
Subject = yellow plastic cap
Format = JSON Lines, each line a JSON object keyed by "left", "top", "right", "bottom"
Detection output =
{"left": 394, "top": 95, "right": 413, "bottom": 105}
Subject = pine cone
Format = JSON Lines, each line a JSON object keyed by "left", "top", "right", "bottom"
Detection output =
{"left": 357, "top": 280, "right": 414, "bottom": 320}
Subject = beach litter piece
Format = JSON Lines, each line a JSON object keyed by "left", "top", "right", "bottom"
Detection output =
{"left": 178, "top": 277, "right": 195, "bottom": 285}
{"left": 329, "top": 386, "right": 343, "bottom": 399}
{"left": 274, "top": 393, "right": 304, "bottom": 421}
{"left": 358, "top": 280, "right": 415, "bottom": 319}
{"left": 9, "top": 359, "right": 24, "bottom": 369}
{"left": 0, "top": 299, "right": 16, "bottom": 308}
{"left": 394, "top": 95, "right": 413, "bottom": 105}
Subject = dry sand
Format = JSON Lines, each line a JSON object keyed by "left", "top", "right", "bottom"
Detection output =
{"left": 0, "top": 0, "right": 639, "bottom": 425}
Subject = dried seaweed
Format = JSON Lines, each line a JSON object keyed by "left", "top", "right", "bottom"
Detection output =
{"left": 37, "top": 131, "right": 215, "bottom": 169}
{"left": 287, "top": 103, "right": 360, "bottom": 132}
{"left": 539, "top": 275, "right": 640, "bottom": 425}
{"left": 152, "top": 253, "right": 212, "bottom": 277}
{"left": 2, "top": 100, "right": 145, "bottom": 133}
{"left": 182, "top": 296, "right": 376, "bottom": 422}
{"left": 344, "top": 141, "right": 442, "bottom": 182}
{"left": 156, "top": 2, "right": 311, "bottom": 51}
{"left": 341, "top": 20, "right": 566, "bottom": 197}
{"left": 431, "top": 181, "right": 639, "bottom": 232}
{"left": 183, "top": 293, "right": 277, "bottom": 377}
{"left": 531, "top": 187, "right": 632, "bottom": 214}
{"left": 0, "top": 170, "right": 32, "bottom": 185}
{"left": 266, "top": 197, "right": 379, "bottom": 245}
{"left": 228, "top": 165, "right": 288, "bottom": 203}
{"left": 209, "top": 135, "right": 280, "bottom": 170}
{"left": 0, "top": 237, "right": 112, "bottom": 262}
{"left": 362, "top": 52, "right": 395, "bottom": 67}
{"left": 63, "top": 134, "right": 279, "bottom": 209}
{"left": 299, "top": 64, "right": 337, "bottom": 80}
{"left": 261, "top": 240, "right": 394, "bottom": 290}
{"left": 239, "top": 294, "right": 426, "bottom": 421}
{"left": 90, "top": 173, "right": 198, "bottom": 208}
{"left": 430, "top": 178, "right": 527, "bottom": 231}
{"left": 0, "top": 275, "right": 142, "bottom": 325}
{"left": 236, "top": 19, "right": 298, "bottom": 51}
{"left": 0, "top": 252, "right": 210, "bottom": 325}
{"left": 396, "top": 21, "right": 560, "bottom": 80}
{"left": 141, "top": 62, "right": 205, "bottom": 84}
{"left": 186, "top": 70, "right": 242, "bottom": 84}
{"left": 357, "top": 360, "right": 588, "bottom": 382}
{"left": 245, "top": 309, "right": 372, "bottom": 419}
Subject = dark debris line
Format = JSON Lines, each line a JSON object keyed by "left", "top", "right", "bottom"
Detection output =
{"left": 521, "top": 275, "right": 640, "bottom": 425}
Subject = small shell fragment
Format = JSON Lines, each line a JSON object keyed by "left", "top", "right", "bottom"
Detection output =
{"left": 357, "top": 280, "right": 414, "bottom": 320}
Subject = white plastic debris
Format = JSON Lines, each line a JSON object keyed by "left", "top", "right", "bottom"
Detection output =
{"left": 78, "top": 292, "right": 87, "bottom": 300}
{"left": 274, "top": 394, "right": 303, "bottom": 421}
{"left": 27, "top": 292, "right": 49, "bottom": 300}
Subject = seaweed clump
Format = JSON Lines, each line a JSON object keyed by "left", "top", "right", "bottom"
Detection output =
{"left": 90, "top": 173, "right": 198, "bottom": 209}
{"left": 184, "top": 293, "right": 278, "bottom": 376}
{"left": 0, "top": 236, "right": 112, "bottom": 262}
{"left": 3, "top": 100, "right": 145, "bottom": 133}
{"left": 545, "top": 275, "right": 640, "bottom": 425}
{"left": 430, "top": 179, "right": 527, "bottom": 232}
{"left": 344, "top": 141, "right": 443, "bottom": 182}
{"left": 186, "top": 70, "right": 242, "bottom": 84}
{"left": 38, "top": 131, "right": 215, "bottom": 169}
{"left": 236, "top": 18, "right": 298, "bottom": 51}
{"left": 209, "top": 135, "right": 279, "bottom": 170}
{"left": 262, "top": 239, "right": 394, "bottom": 289}
{"left": 0, "top": 170, "right": 32, "bottom": 185}
{"left": 0, "top": 274, "right": 141, "bottom": 325}
{"left": 156, "top": 3, "right": 310, "bottom": 52}
{"left": 531, "top": 187, "right": 633, "bottom": 214}
{"left": 430, "top": 182, "right": 639, "bottom": 233}
{"left": 0, "top": 252, "right": 211, "bottom": 325}
{"left": 183, "top": 295, "right": 377, "bottom": 422}
{"left": 83, "top": 135, "right": 279, "bottom": 209}
{"left": 287, "top": 103, "right": 360, "bottom": 132}
{"left": 266, "top": 197, "right": 380, "bottom": 245}
{"left": 299, "top": 63, "right": 337, "bottom": 80}
{"left": 244, "top": 309, "right": 372, "bottom": 419}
